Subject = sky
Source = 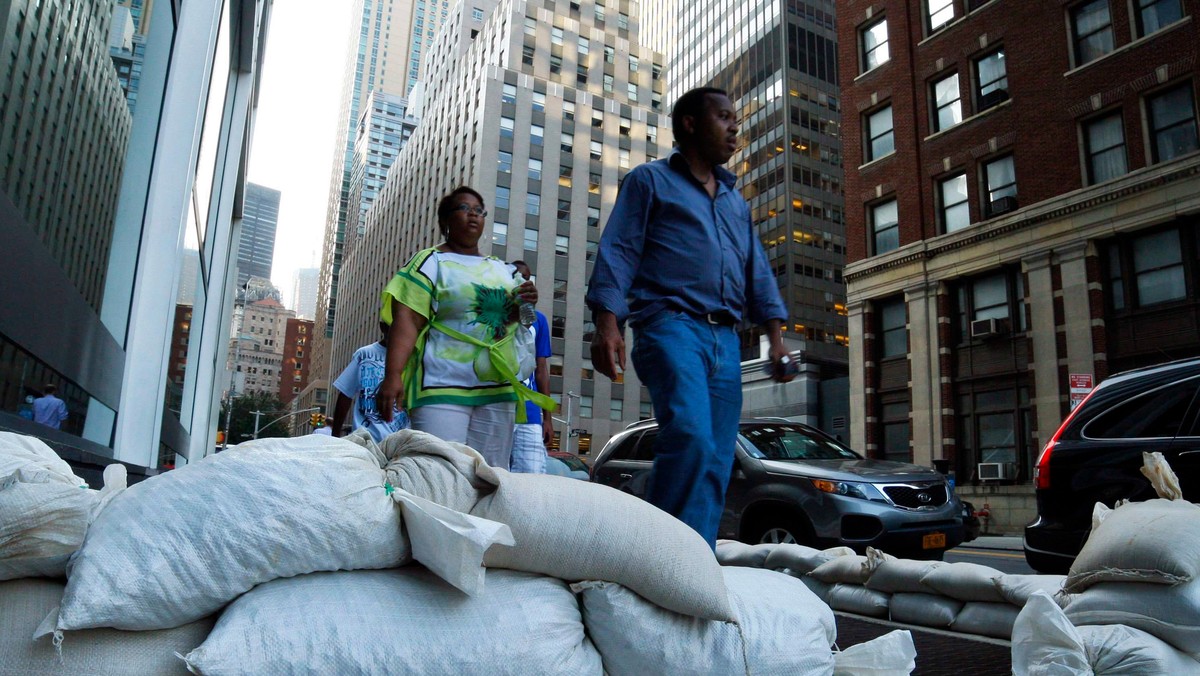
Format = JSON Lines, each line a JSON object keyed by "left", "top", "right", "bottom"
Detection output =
{"left": 247, "top": 0, "right": 354, "bottom": 308}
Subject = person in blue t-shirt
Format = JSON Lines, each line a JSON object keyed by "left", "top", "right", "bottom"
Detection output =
{"left": 331, "top": 323, "right": 411, "bottom": 442}
{"left": 509, "top": 261, "right": 554, "bottom": 473}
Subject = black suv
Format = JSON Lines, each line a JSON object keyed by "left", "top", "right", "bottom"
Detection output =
{"left": 591, "top": 419, "right": 967, "bottom": 558}
{"left": 1025, "top": 357, "right": 1200, "bottom": 573}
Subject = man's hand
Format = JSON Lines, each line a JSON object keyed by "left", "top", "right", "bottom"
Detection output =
{"left": 542, "top": 416, "right": 554, "bottom": 446}
{"left": 375, "top": 376, "right": 404, "bottom": 422}
{"left": 590, "top": 311, "right": 625, "bottom": 380}
{"left": 767, "top": 343, "right": 797, "bottom": 384}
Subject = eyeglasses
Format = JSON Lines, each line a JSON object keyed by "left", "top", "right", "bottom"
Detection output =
{"left": 454, "top": 203, "right": 488, "bottom": 217}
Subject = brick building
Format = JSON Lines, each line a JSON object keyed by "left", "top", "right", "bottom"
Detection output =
{"left": 838, "top": 0, "right": 1200, "bottom": 531}
{"left": 279, "top": 318, "right": 314, "bottom": 405}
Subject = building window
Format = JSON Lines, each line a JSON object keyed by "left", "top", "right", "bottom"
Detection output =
{"left": 954, "top": 269, "right": 1028, "bottom": 339}
{"left": 878, "top": 296, "right": 907, "bottom": 358}
{"left": 617, "top": 12, "right": 629, "bottom": 30}
{"left": 495, "top": 186, "right": 510, "bottom": 209}
{"left": 580, "top": 395, "right": 593, "bottom": 418}
{"left": 492, "top": 222, "right": 508, "bottom": 246}
{"left": 927, "top": 0, "right": 955, "bottom": 32}
{"left": 586, "top": 239, "right": 598, "bottom": 262}
{"left": 563, "top": 101, "right": 575, "bottom": 121}
{"left": 619, "top": 148, "right": 630, "bottom": 168}
{"left": 522, "top": 45, "right": 535, "bottom": 66}
{"left": 871, "top": 199, "right": 899, "bottom": 255}
{"left": 627, "top": 82, "right": 638, "bottom": 102}
{"left": 865, "top": 105, "right": 894, "bottom": 162}
{"left": 974, "top": 49, "right": 1008, "bottom": 111}
{"left": 554, "top": 277, "right": 568, "bottom": 300}
{"left": 558, "top": 164, "right": 573, "bottom": 188}
{"left": 983, "top": 154, "right": 1017, "bottom": 216}
{"left": 589, "top": 174, "right": 601, "bottom": 194}
{"left": 532, "top": 91, "right": 546, "bottom": 113}
{"left": 523, "top": 228, "right": 538, "bottom": 251}
{"left": 577, "top": 36, "right": 589, "bottom": 55}
{"left": 472, "top": 7, "right": 484, "bottom": 21}
{"left": 1083, "top": 112, "right": 1128, "bottom": 184}
{"left": 524, "top": 16, "right": 536, "bottom": 35}
{"left": 525, "top": 192, "right": 540, "bottom": 215}
{"left": 881, "top": 402, "right": 911, "bottom": 463}
{"left": 591, "top": 109, "right": 604, "bottom": 128}
{"left": 557, "top": 199, "right": 571, "bottom": 220}
{"left": 1071, "top": 0, "right": 1114, "bottom": 66}
{"left": 550, "top": 54, "right": 562, "bottom": 74}
{"left": 1135, "top": 0, "right": 1183, "bottom": 37}
{"left": 609, "top": 398, "right": 623, "bottom": 421}
{"left": 939, "top": 173, "right": 970, "bottom": 232}
{"left": 619, "top": 117, "right": 631, "bottom": 136}
{"left": 556, "top": 235, "right": 569, "bottom": 255}
{"left": 587, "top": 206, "right": 600, "bottom": 227}
{"left": 497, "top": 150, "right": 512, "bottom": 173}
{"left": 500, "top": 116, "right": 514, "bottom": 138}
{"left": 629, "top": 55, "right": 639, "bottom": 71}
{"left": 604, "top": 45, "right": 615, "bottom": 63}
{"left": 530, "top": 124, "right": 544, "bottom": 146}
{"left": 932, "top": 72, "right": 962, "bottom": 132}
{"left": 561, "top": 132, "right": 573, "bottom": 153}
{"left": 1147, "top": 83, "right": 1199, "bottom": 163}
{"left": 590, "top": 140, "right": 603, "bottom": 160}
{"left": 1105, "top": 227, "right": 1190, "bottom": 309}
{"left": 603, "top": 74, "right": 614, "bottom": 93}
{"left": 861, "top": 18, "right": 889, "bottom": 72}
{"left": 551, "top": 27, "right": 563, "bottom": 45}
{"left": 957, "top": 387, "right": 1033, "bottom": 480}
{"left": 502, "top": 83, "right": 517, "bottom": 104}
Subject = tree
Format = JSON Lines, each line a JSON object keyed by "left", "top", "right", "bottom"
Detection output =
{"left": 219, "top": 391, "right": 292, "bottom": 445}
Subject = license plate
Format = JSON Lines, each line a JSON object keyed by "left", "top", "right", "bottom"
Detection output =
{"left": 922, "top": 532, "right": 946, "bottom": 549}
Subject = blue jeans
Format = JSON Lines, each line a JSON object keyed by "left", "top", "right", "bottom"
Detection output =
{"left": 631, "top": 311, "right": 743, "bottom": 549}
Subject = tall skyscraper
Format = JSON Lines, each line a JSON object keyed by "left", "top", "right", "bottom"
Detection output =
{"left": 236, "top": 183, "right": 281, "bottom": 289}
{"left": 177, "top": 249, "right": 200, "bottom": 305}
{"left": 291, "top": 267, "right": 319, "bottom": 319}
{"left": 311, "top": 0, "right": 451, "bottom": 391}
{"left": 837, "top": 0, "right": 1200, "bottom": 531}
{"left": 109, "top": 0, "right": 153, "bottom": 113}
{"left": 333, "top": 0, "right": 669, "bottom": 455}
{"left": 344, "top": 90, "right": 420, "bottom": 261}
{"left": 660, "top": 0, "right": 847, "bottom": 366}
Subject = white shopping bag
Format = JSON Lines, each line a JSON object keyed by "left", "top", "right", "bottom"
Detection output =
{"left": 833, "top": 629, "right": 916, "bottom": 675}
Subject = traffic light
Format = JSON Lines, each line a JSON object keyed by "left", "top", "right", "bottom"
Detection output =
{"left": 310, "top": 412, "right": 325, "bottom": 428}
{"left": 216, "top": 430, "right": 225, "bottom": 444}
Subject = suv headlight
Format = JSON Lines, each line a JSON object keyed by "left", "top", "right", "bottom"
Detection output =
{"left": 810, "top": 479, "right": 885, "bottom": 501}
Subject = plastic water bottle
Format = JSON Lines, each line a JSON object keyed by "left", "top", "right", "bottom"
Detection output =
{"left": 514, "top": 271, "right": 536, "bottom": 328}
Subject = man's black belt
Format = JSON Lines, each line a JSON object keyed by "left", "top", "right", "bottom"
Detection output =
{"left": 699, "top": 310, "right": 737, "bottom": 326}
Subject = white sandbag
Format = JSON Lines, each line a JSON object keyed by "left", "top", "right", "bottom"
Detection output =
{"left": 47, "top": 435, "right": 410, "bottom": 632}
{"left": 0, "top": 432, "right": 83, "bottom": 479}
{"left": 183, "top": 568, "right": 602, "bottom": 675}
{"left": 866, "top": 558, "right": 945, "bottom": 594}
{"left": 995, "top": 574, "right": 1068, "bottom": 608}
{"left": 763, "top": 543, "right": 853, "bottom": 575}
{"left": 1066, "top": 499, "right": 1200, "bottom": 593}
{"left": 574, "top": 566, "right": 836, "bottom": 676}
{"left": 919, "top": 562, "right": 1006, "bottom": 602}
{"left": 472, "top": 469, "right": 733, "bottom": 621}
{"left": 0, "top": 578, "right": 212, "bottom": 676}
{"left": 950, "top": 601, "right": 1019, "bottom": 639}
{"left": 715, "top": 540, "right": 776, "bottom": 568}
{"left": 1140, "top": 451, "right": 1182, "bottom": 500}
{"left": 378, "top": 429, "right": 496, "bottom": 513}
{"left": 888, "top": 592, "right": 962, "bottom": 628}
{"left": 1079, "top": 624, "right": 1200, "bottom": 675}
{"left": 827, "top": 584, "right": 890, "bottom": 618}
{"left": 1011, "top": 592, "right": 1091, "bottom": 676}
{"left": 810, "top": 555, "right": 871, "bottom": 585}
{"left": 1064, "top": 579, "right": 1200, "bottom": 657}
{"left": 801, "top": 576, "right": 834, "bottom": 603}
{"left": 391, "top": 489, "right": 513, "bottom": 595}
{"left": 833, "top": 629, "right": 916, "bottom": 676}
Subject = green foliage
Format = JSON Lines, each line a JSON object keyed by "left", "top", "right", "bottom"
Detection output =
{"left": 219, "top": 390, "right": 292, "bottom": 444}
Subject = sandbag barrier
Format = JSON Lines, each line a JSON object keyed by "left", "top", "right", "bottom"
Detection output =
{"left": 1, "top": 430, "right": 915, "bottom": 675}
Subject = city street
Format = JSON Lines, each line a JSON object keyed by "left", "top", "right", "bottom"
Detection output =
{"left": 944, "top": 536, "right": 1033, "bottom": 574}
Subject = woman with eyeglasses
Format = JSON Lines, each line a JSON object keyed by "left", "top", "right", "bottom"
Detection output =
{"left": 374, "top": 186, "right": 551, "bottom": 466}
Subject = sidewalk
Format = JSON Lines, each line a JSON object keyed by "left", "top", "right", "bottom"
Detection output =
{"left": 956, "top": 535, "right": 1022, "bottom": 552}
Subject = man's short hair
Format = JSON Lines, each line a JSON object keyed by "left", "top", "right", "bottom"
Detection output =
{"left": 670, "top": 87, "right": 728, "bottom": 141}
{"left": 436, "top": 186, "right": 485, "bottom": 232}
{"left": 510, "top": 259, "right": 530, "bottom": 276}
{"left": 43, "top": 383, "right": 57, "bottom": 394}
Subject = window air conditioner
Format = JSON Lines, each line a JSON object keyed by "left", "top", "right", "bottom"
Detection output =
{"left": 969, "top": 317, "right": 1003, "bottom": 339}
{"left": 989, "top": 195, "right": 1018, "bottom": 217}
{"left": 979, "top": 88, "right": 1009, "bottom": 111}
{"left": 978, "top": 462, "right": 1016, "bottom": 481}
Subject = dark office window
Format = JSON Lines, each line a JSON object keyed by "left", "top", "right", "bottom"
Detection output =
{"left": 1071, "top": 1, "right": 1114, "bottom": 66}
{"left": 1083, "top": 112, "right": 1127, "bottom": 184}
{"left": 1147, "top": 83, "right": 1199, "bottom": 163}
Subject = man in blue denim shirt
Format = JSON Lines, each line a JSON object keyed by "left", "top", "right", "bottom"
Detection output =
{"left": 586, "top": 88, "right": 793, "bottom": 547}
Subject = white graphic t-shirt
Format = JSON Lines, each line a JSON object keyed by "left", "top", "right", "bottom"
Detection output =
{"left": 333, "top": 341, "right": 410, "bottom": 442}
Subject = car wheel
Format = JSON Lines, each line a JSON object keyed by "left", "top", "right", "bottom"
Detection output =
{"left": 745, "top": 512, "right": 815, "bottom": 547}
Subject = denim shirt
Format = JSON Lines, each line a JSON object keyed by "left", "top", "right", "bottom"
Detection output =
{"left": 586, "top": 150, "right": 787, "bottom": 328}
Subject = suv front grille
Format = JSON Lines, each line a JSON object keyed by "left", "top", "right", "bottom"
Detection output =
{"left": 883, "top": 483, "right": 948, "bottom": 509}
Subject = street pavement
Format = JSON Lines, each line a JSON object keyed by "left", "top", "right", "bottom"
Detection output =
{"left": 944, "top": 535, "right": 1033, "bottom": 574}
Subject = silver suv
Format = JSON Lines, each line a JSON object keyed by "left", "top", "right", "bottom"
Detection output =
{"left": 590, "top": 419, "right": 967, "bottom": 559}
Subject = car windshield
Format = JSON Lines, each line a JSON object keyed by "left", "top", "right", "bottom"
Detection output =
{"left": 740, "top": 425, "right": 861, "bottom": 461}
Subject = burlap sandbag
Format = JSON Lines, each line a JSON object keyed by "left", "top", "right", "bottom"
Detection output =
{"left": 0, "top": 578, "right": 212, "bottom": 676}
{"left": 183, "top": 568, "right": 602, "bottom": 675}
{"left": 951, "top": 601, "right": 1019, "bottom": 639}
{"left": 472, "top": 469, "right": 733, "bottom": 621}
{"left": 714, "top": 540, "right": 776, "bottom": 568}
{"left": 1064, "top": 578, "right": 1200, "bottom": 657}
{"left": 45, "top": 435, "right": 409, "bottom": 633}
{"left": 827, "top": 584, "right": 890, "bottom": 618}
{"left": 575, "top": 567, "right": 836, "bottom": 676}
{"left": 1066, "top": 499, "right": 1200, "bottom": 593}
{"left": 920, "top": 562, "right": 1006, "bottom": 603}
{"left": 889, "top": 592, "right": 962, "bottom": 628}
{"left": 376, "top": 429, "right": 497, "bottom": 513}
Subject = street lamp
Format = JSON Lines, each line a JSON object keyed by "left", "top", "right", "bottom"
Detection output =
{"left": 552, "top": 391, "right": 582, "bottom": 456}
{"left": 251, "top": 407, "right": 322, "bottom": 439}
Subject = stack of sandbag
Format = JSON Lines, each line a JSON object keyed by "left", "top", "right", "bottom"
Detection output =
{"left": 0, "top": 432, "right": 126, "bottom": 581}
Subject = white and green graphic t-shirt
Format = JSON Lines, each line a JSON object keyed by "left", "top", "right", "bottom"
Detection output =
{"left": 381, "top": 247, "right": 521, "bottom": 409}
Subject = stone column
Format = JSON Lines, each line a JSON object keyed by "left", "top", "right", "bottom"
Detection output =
{"left": 1023, "top": 251, "right": 1061, "bottom": 449}
{"left": 847, "top": 299, "right": 868, "bottom": 452}
{"left": 905, "top": 281, "right": 941, "bottom": 467}
{"left": 1058, "top": 242, "right": 1097, "bottom": 390}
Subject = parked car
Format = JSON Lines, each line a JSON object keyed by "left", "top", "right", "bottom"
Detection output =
{"left": 591, "top": 419, "right": 966, "bottom": 559}
{"left": 546, "top": 451, "right": 590, "bottom": 481}
{"left": 960, "top": 500, "right": 981, "bottom": 542}
{"left": 1024, "top": 357, "right": 1200, "bottom": 573}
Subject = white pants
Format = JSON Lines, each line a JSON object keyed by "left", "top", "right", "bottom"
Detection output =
{"left": 410, "top": 402, "right": 516, "bottom": 469}
{"left": 510, "top": 423, "right": 547, "bottom": 473}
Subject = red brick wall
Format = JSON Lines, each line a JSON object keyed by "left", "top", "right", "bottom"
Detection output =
{"left": 839, "top": 0, "right": 1200, "bottom": 263}
{"left": 279, "top": 318, "right": 314, "bottom": 405}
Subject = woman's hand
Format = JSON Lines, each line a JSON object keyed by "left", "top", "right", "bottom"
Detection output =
{"left": 375, "top": 375, "right": 404, "bottom": 422}
{"left": 515, "top": 279, "right": 538, "bottom": 305}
